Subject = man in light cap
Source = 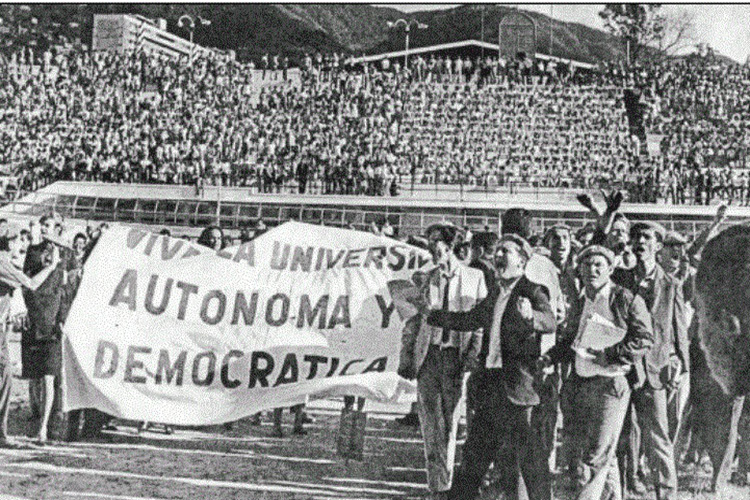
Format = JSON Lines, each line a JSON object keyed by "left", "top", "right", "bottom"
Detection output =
{"left": 427, "top": 232, "right": 556, "bottom": 500}
{"left": 543, "top": 244, "right": 653, "bottom": 500}
{"left": 613, "top": 221, "right": 688, "bottom": 500}
{"left": 398, "top": 223, "right": 487, "bottom": 500}
{"left": 0, "top": 222, "right": 60, "bottom": 448}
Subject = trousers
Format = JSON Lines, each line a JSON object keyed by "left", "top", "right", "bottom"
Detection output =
{"left": 0, "top": 361, "right": 11, "bottom": 440}
{"left": 417, "top": 345, "right": 464, "bottom": 493}
{"left": 619, "top": 384, "right": 679, "bottom": 497}
{"left": 563, "top": 373, "right": 631, "bottom": 500}
{"left": 450, "top": 369, "right": 551, "bottom": 500}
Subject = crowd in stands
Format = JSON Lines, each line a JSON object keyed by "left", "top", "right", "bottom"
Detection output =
{"left": 636, "top": 55, "right": 750, "bottom": 204}
{"left": 0, "top": 45, "right": 748, "bottom": 205}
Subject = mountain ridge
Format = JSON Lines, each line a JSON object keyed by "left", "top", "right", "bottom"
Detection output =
{"left": 3, "top": 4, "right": 627, "bottom": 64}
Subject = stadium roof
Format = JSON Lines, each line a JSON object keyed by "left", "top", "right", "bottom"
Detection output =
{"left": 352, "top": 39, "right": 595, "bottom": 70}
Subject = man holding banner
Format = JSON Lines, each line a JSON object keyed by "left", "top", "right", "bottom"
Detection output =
{"left": 397, "top": 224, "right": 486, "bottom": 500}
{"left": 0, "top": 223, "right": 60, "bottom": 448}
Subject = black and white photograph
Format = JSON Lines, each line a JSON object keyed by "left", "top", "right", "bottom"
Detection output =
{"left": 0, "top": 2, "right": 748, "bottom": 499}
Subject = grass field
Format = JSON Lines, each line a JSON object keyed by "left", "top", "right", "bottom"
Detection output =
{"left": 1, "top": 377, "right": 747, "bottom": 500}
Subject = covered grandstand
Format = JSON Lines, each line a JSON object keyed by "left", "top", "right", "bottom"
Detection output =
{"left": 3, "top": 181, "right": 747, "bottom": 240}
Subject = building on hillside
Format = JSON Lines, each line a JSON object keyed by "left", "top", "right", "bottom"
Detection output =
{"left": 92, "top": 14, "right": 234, "bottom": 62}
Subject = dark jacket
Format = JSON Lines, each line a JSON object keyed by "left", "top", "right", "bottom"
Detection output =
{"left": 427, "top": 275, "right": 556, "bottom": 406}
{"left": 547, "top": 282, "right": 654, "bottom": 388}
{"left": 23, "top": 241, "right": 73, "bottom": 342}
{"left": 612, "top": 264, "right": 689, "bottom": 389}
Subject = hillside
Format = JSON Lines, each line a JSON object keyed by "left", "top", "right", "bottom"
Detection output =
{"left": 1, "top": 4, "right": 626, "bottom": 64}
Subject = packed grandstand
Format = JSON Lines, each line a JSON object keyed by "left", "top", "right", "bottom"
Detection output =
{"left": 0, "top": 44, "right": 748, "bottom": 207}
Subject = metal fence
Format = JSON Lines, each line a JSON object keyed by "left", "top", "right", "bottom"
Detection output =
{"left": 2, "top": 189, "right": 739, "bottom": 241}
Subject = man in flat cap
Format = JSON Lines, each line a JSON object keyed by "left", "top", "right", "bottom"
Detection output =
{"left": 657, "top": 230, "right": 693, "bottom": 445}
{"left": 398, "top": 223, "right": 487, "bottom": 500}
{"left": 613, "top": 221, "right": 688, "bottom": 500}
{"left": 543, "top": 245, "right": 653, "bottom": 500}
{"left": 427, "top": 233, "right": 556, "bottom": 500}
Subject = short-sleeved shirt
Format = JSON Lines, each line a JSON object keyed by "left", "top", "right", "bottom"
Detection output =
{"left": 0, "top": 252, "right": 32, "bottom": 363}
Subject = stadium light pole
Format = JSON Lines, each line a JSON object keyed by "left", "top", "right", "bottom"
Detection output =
{"left": 387, "top": 18, "right": 428, "bottom": 67}
{"left": 178, "top": 14, "right": 211, "bottom": 64}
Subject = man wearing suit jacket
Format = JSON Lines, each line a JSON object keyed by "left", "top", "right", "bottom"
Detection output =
{"left": 612, "top": 222, "right": 688, "bottom": 500}
{"left": 397, "top": 224, "right": 487, "bottom": 500}
{"left": 427, "top": 233, "right": 556, "bottom": 500}
{"left": 544, "top": 245, "right": 653, "bottom": 500}
{"left": 466, "top": 232, "right": 498, "bottom": 436}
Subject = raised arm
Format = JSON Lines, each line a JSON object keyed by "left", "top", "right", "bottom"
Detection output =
{"left": 687, "top": 203, "right": 727, "bottom": 262}
{"left": 426, "top": 293, "right": 493, "bottom": 332}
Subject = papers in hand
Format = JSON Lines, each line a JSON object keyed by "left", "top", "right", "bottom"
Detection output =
{"left": 571, "top": 346, "right": 596, "bottom": 359}
{"left": 573, "top": 313, "right": 626, "bottom": 352}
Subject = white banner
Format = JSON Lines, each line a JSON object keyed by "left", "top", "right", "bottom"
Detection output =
{"left": 63, "top": 222, "right": 432, "bottom": 425}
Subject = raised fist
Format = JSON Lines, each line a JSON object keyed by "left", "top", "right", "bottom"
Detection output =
{"left": 516, "top": 297, "right": 533, "bottom": 321}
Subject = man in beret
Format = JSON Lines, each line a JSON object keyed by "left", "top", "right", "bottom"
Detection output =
{"left": 427, "top": 233, "right": 556, "bottom": 500}
{"left": 543, "top": 245, "right": 653, "bottom": 500}
{"left": 398, "top": 223, "right": 487, "bottom": 500}
{"left": 612, "top": 221, "right": 688, "bottom": 500}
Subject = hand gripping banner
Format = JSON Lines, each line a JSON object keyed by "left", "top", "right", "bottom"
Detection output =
{"left": 62, "top": 222, "right": 432, "bottom": 425}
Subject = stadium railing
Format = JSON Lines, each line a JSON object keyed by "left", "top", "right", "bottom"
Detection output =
{"left": 2, "top": 184, "right": 741, "bottom": 241}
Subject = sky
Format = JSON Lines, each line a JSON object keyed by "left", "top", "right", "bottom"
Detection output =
{"left": 379, "top": 3, "right": 750, "bottom": 63}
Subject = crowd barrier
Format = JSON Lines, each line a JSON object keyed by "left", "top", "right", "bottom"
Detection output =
{"left": 4, "top": 181, "right": 749, "bottom": 241}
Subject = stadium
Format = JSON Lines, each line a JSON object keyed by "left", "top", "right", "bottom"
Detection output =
{"left": 0, "top": 4, "right": 749, "bottom": 500}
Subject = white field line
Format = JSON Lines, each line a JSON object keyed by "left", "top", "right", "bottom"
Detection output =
{"left": 0, "top": 470, "right": 31, "bottom": 479}
{"left": 322, "top": 476, "right": 426, "bottom": 489}
{"left": 387, "top": 466, "right": 425, "bottom": 473}
{"left": 70, "top": 440, "right": 338, "bottom": 465}
{"left": 6, "top": 462, "right": 406, "bottom": 497}
{"left": 102, "top": 428, "right": 274, "bottom": 443}
{"left": 67, "top": 441, "right": 258, "bottom": 459}
{"left": 229, "top": 448, "right": 336, "bottom": 464}
{"left": 63, "top": 492, "right": 168, "bottom": 500}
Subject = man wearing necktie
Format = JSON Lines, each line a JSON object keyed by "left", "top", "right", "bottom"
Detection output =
{"left": 427, "top": 234, "right": 556, "bottom": 500}
{"left": 397, "top": 224, "right": 487, "bottom": 500}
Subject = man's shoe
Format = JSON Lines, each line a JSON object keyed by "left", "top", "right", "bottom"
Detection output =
{"left": 395, "top": 412, "right": 419, "bottom": 427}
{"left": 292, "top": 427, "right": 308, "bottom": 436}
{"left": 301, "top": 412, "right": 314, "bottom": 424}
